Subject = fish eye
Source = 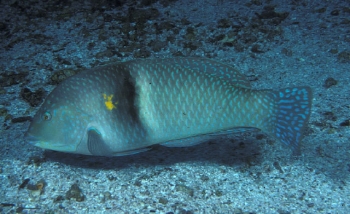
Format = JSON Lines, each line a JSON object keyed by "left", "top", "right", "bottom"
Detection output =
{"left": 42, "top": 111, "right": 52, "bottom": 121}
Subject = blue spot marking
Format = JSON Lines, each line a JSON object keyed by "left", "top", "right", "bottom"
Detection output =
{"left": 271, "top": 87, "right": 312, "bottom": 153}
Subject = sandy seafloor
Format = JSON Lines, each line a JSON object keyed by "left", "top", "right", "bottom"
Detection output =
{"left": 0, "top": 0, "right": 350, "bottom": 213}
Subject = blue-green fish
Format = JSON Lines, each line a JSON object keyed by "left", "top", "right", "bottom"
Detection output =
{"left": 25, "top": 58, "right": 312, "bottom": 156}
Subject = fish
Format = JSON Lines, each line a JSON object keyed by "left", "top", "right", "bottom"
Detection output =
{"left": 25, "top": 58, "right": 312, "bottom": 156}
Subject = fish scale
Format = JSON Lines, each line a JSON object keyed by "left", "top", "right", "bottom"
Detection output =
{"left": 135, "top": 62, "right": 268, "bottom": 142}
{"left": 25, "top": 58, "right": 312, "bottom": 156}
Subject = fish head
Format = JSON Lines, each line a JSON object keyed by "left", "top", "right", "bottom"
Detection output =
{"left": 25, "top": 100, "right": 92, "bottom": 153}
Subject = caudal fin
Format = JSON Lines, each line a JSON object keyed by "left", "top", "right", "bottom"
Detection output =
{"left": 271, "top": 87, "right": 312, "bottom": 154}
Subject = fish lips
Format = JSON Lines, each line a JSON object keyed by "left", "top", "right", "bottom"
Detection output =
{"left": 24, "top": 133, "right": 76, "bottom": 152}
{"left": 24, "top": 133, "right": 39, "bottom": 145}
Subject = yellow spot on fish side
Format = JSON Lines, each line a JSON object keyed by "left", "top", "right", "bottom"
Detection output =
{"left": 103, "top": 94, "right": 118, "bottom": 110}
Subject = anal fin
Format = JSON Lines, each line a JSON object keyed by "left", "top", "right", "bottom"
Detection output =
{"left": 112, "top": 147, "right": 151, "bottom": 156}
{"left": 161, "top": 127, "right": 260, "bottom": 147}
{"left": 208, "top": 127, "right": 260, "bottom": 137}
{"left": 161, "top": 135, "right": 213, "bottom": 147}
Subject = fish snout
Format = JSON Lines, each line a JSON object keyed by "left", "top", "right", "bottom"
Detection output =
{"left": 24, "top": 133, "right": 39, "bottom": 145}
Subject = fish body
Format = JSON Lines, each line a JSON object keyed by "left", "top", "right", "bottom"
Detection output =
{"left": 25, "top": 58, "right": 312, "bottom": 156}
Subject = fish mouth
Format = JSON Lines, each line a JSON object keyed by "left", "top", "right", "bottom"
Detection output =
{"left": 25, "top": 133, "right": 40, "bottom": 145}
{"left": 25, "top": 133, "right": 76, "bottom": 152}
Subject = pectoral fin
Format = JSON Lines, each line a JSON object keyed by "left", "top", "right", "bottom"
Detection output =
{"left": 87, "top": 128, "right": 113, "bottom": 156}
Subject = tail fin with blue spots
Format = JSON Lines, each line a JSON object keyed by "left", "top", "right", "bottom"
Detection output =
{"left": 271, "top": 87, "right": 312, "bottom": 154}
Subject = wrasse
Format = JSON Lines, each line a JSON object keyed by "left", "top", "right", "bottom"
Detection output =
{"left": 25, "top": 58, "right": 312, "bottom": 156}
